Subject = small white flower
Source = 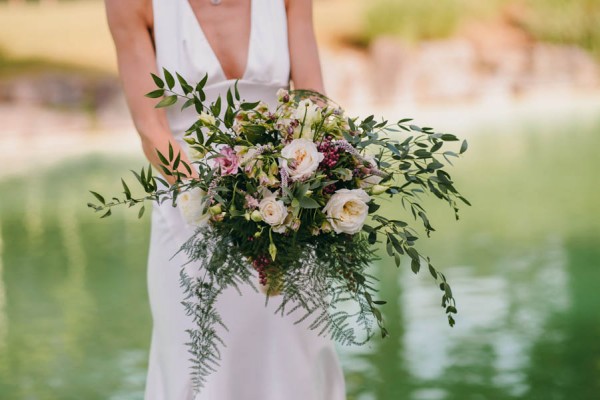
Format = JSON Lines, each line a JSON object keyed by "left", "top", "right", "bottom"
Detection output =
{"left": 363, "top": 154, "right": 379, "bottom": 169}
{"left": 358, "top": 154, "right": 383, "bottom": 188}
{"left": 198, "top": 111, "right": 216, "bottom": 126}
{"left": 277, "top": 88, "right": 290, "bottom": 103}
{"left": 301, "top": 127, "right": 316, "bottom": 141}
{"left": 188, "top": 147, "right": 206, "bottom": 162}
{"left": 322, "top": 189, "right": 371, "bottom": 234}
{"left": 259, "top": 192, "right": 288, "bottom": 227}
{"left": 272, "top": 223, "right": 288, "bottom": 234}
{"left": 359, "top": 174, "right": 383, "bottom": 188}
{"left": 294, "top": 99, "right": 322, "bottom": 128}
{"left": 237, "top": 145, "right": 262, "bottom": 161}
{"left": 178, "top": 186, "right": 210, "bottom": 227}
{"left": 279, "top": 138, "right": 324, "bottom": 181}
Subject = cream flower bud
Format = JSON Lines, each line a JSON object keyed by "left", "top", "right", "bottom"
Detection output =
{"left": 212, "top": 212, "right": 225, "bottom": 222}
{"left": 250, "top": 210, "right": 263, "bottom": 222}
{"left": 320, "top": 220, "right": 333, "bottom": 233}
{"left": 209, "top": 204, "right": 222, "bottom": 215}
{"left": 371, "top": 184, "right": 388, "bottom": 195}
{"left": 277, "top": 88, "right": 290, "bottom": 103}
{"left": 199, "top": 111, "right": 216, "bottom": 126}
{"left": 291, "top": 218, "right": 301, "bottom": 231}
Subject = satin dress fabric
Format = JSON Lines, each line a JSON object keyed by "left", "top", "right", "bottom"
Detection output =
{"left": 144, "top": 1, "right": 346, "bottom": 398}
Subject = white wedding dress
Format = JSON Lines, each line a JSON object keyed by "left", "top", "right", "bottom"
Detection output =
{"left": 144, "top": 0, "right": 346, "bottom": 399}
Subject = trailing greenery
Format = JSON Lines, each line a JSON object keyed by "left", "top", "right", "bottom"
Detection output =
{"left": 177, "top": 224, "right": 381, "bottom": 387}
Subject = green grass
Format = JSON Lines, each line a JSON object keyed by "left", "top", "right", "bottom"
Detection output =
{"left": 0, "top": 47, "right": 107, "bottom": 77}
{"left": 0, "top": 0, "right": 117, "bottom": 75}
{"left": 521, "top": 0, "right": 600, "bottom": 57}
{"left": 357, "top": 0, "right": 600, "bottom": 58}
{"left": 357, "top": 0, "right": 501, "bottom": 46}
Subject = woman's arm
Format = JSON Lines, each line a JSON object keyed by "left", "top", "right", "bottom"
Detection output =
{"left": 105, "top": 0, "right": 195, "bottom": 184}
{"left": 286, "top": 0, "right": 326, "bottom": 94}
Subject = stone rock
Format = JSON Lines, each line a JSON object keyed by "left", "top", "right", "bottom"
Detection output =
{"left": 368, "top": 36, "right": 411, "bottom": 104}
{"left": 524, "top": 44, "right": 600, "bottom": 91}
{"left": 412, "top": 39, "right": 480, "bottom": 103}
{"left": 0, "top": 73, "right": 121, "bottom": 110}
{"left": 321, "top": 48, "right": 372, "bottom": 106}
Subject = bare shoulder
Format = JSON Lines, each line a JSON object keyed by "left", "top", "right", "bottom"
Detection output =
{"left": 105, "top": 0, "right": 152, "bottom": 31}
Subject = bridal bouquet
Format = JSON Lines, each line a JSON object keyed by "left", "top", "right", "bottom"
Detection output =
{"left": 89, "top": 70, "right": 469, "bottom": 389}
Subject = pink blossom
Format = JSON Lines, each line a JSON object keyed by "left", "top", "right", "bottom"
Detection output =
{"left": 215, "top": 146, "right": 240, "bottom": 175}
{"left": 245, "top": 194, "right": 259, "bottom": 209}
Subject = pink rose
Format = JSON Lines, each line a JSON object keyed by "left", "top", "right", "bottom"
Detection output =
{"left": 215, "top": 146, "right": 240, "bottom": 175}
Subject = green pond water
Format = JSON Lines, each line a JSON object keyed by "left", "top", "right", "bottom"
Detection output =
{"left": 0, "top": 113, "right": 599, "bottom": 399}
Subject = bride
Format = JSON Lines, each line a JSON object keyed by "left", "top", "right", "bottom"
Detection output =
{"left": 105, "top": 0, "right": 346, "bottom": 399}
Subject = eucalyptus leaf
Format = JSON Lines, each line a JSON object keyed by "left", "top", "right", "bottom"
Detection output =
{"left": 89, "top": 191, "right": 105, "bottom": 205}
{"left": 145, "top": 89, "right": 165, "bottom": 98}
{"left": 163, "top": 68, "right": 175, "bottom": 90}
{"left": 299, "top": 196, "right": 320, "bottom": 209}
{"left": 156, "top": 95, "right": 178, "bottom": 108}
{"left": 151, "top": 73, "right": 164, "bottom": 88}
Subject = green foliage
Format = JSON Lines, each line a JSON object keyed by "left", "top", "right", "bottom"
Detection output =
{"left": 88, "top": 69, "right": 469, "bottom": 393}
{"left": 177, "top": 225, "right": 381, "bottom": 388}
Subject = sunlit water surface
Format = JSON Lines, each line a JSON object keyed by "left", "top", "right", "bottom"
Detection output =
{"left": 0, "top": 114, "right": 598, "bottom": 399}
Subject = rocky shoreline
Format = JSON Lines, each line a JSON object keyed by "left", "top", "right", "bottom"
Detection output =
{"left": 1, "top": 28, "right": 599, "bottom": 154}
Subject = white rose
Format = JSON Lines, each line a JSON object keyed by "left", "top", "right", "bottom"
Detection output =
{"left": 322, "top": 189, "right": 371, "bottom": 234}
{"left": 280, "top": 138, "right": 324, "bottom": 181}
{"left": 259, "top": 193, "right": 288, "bottom": 227}
{"left": 199, "top": 111, "right": 216, "bottom": 126}
{"left": 178, "top": 186, "right": 210, "bottom": 227}
{"left": 294, "top": 99, "right": 321, "bottom": 128}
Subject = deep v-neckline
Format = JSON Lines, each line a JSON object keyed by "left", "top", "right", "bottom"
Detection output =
{"left": 184, "top": 0, "right": 254, "bottom": 82}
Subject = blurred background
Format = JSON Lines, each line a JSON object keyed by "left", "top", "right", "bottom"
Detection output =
{"left": 0, "top": 0, "right": 599, "bottom": 399}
